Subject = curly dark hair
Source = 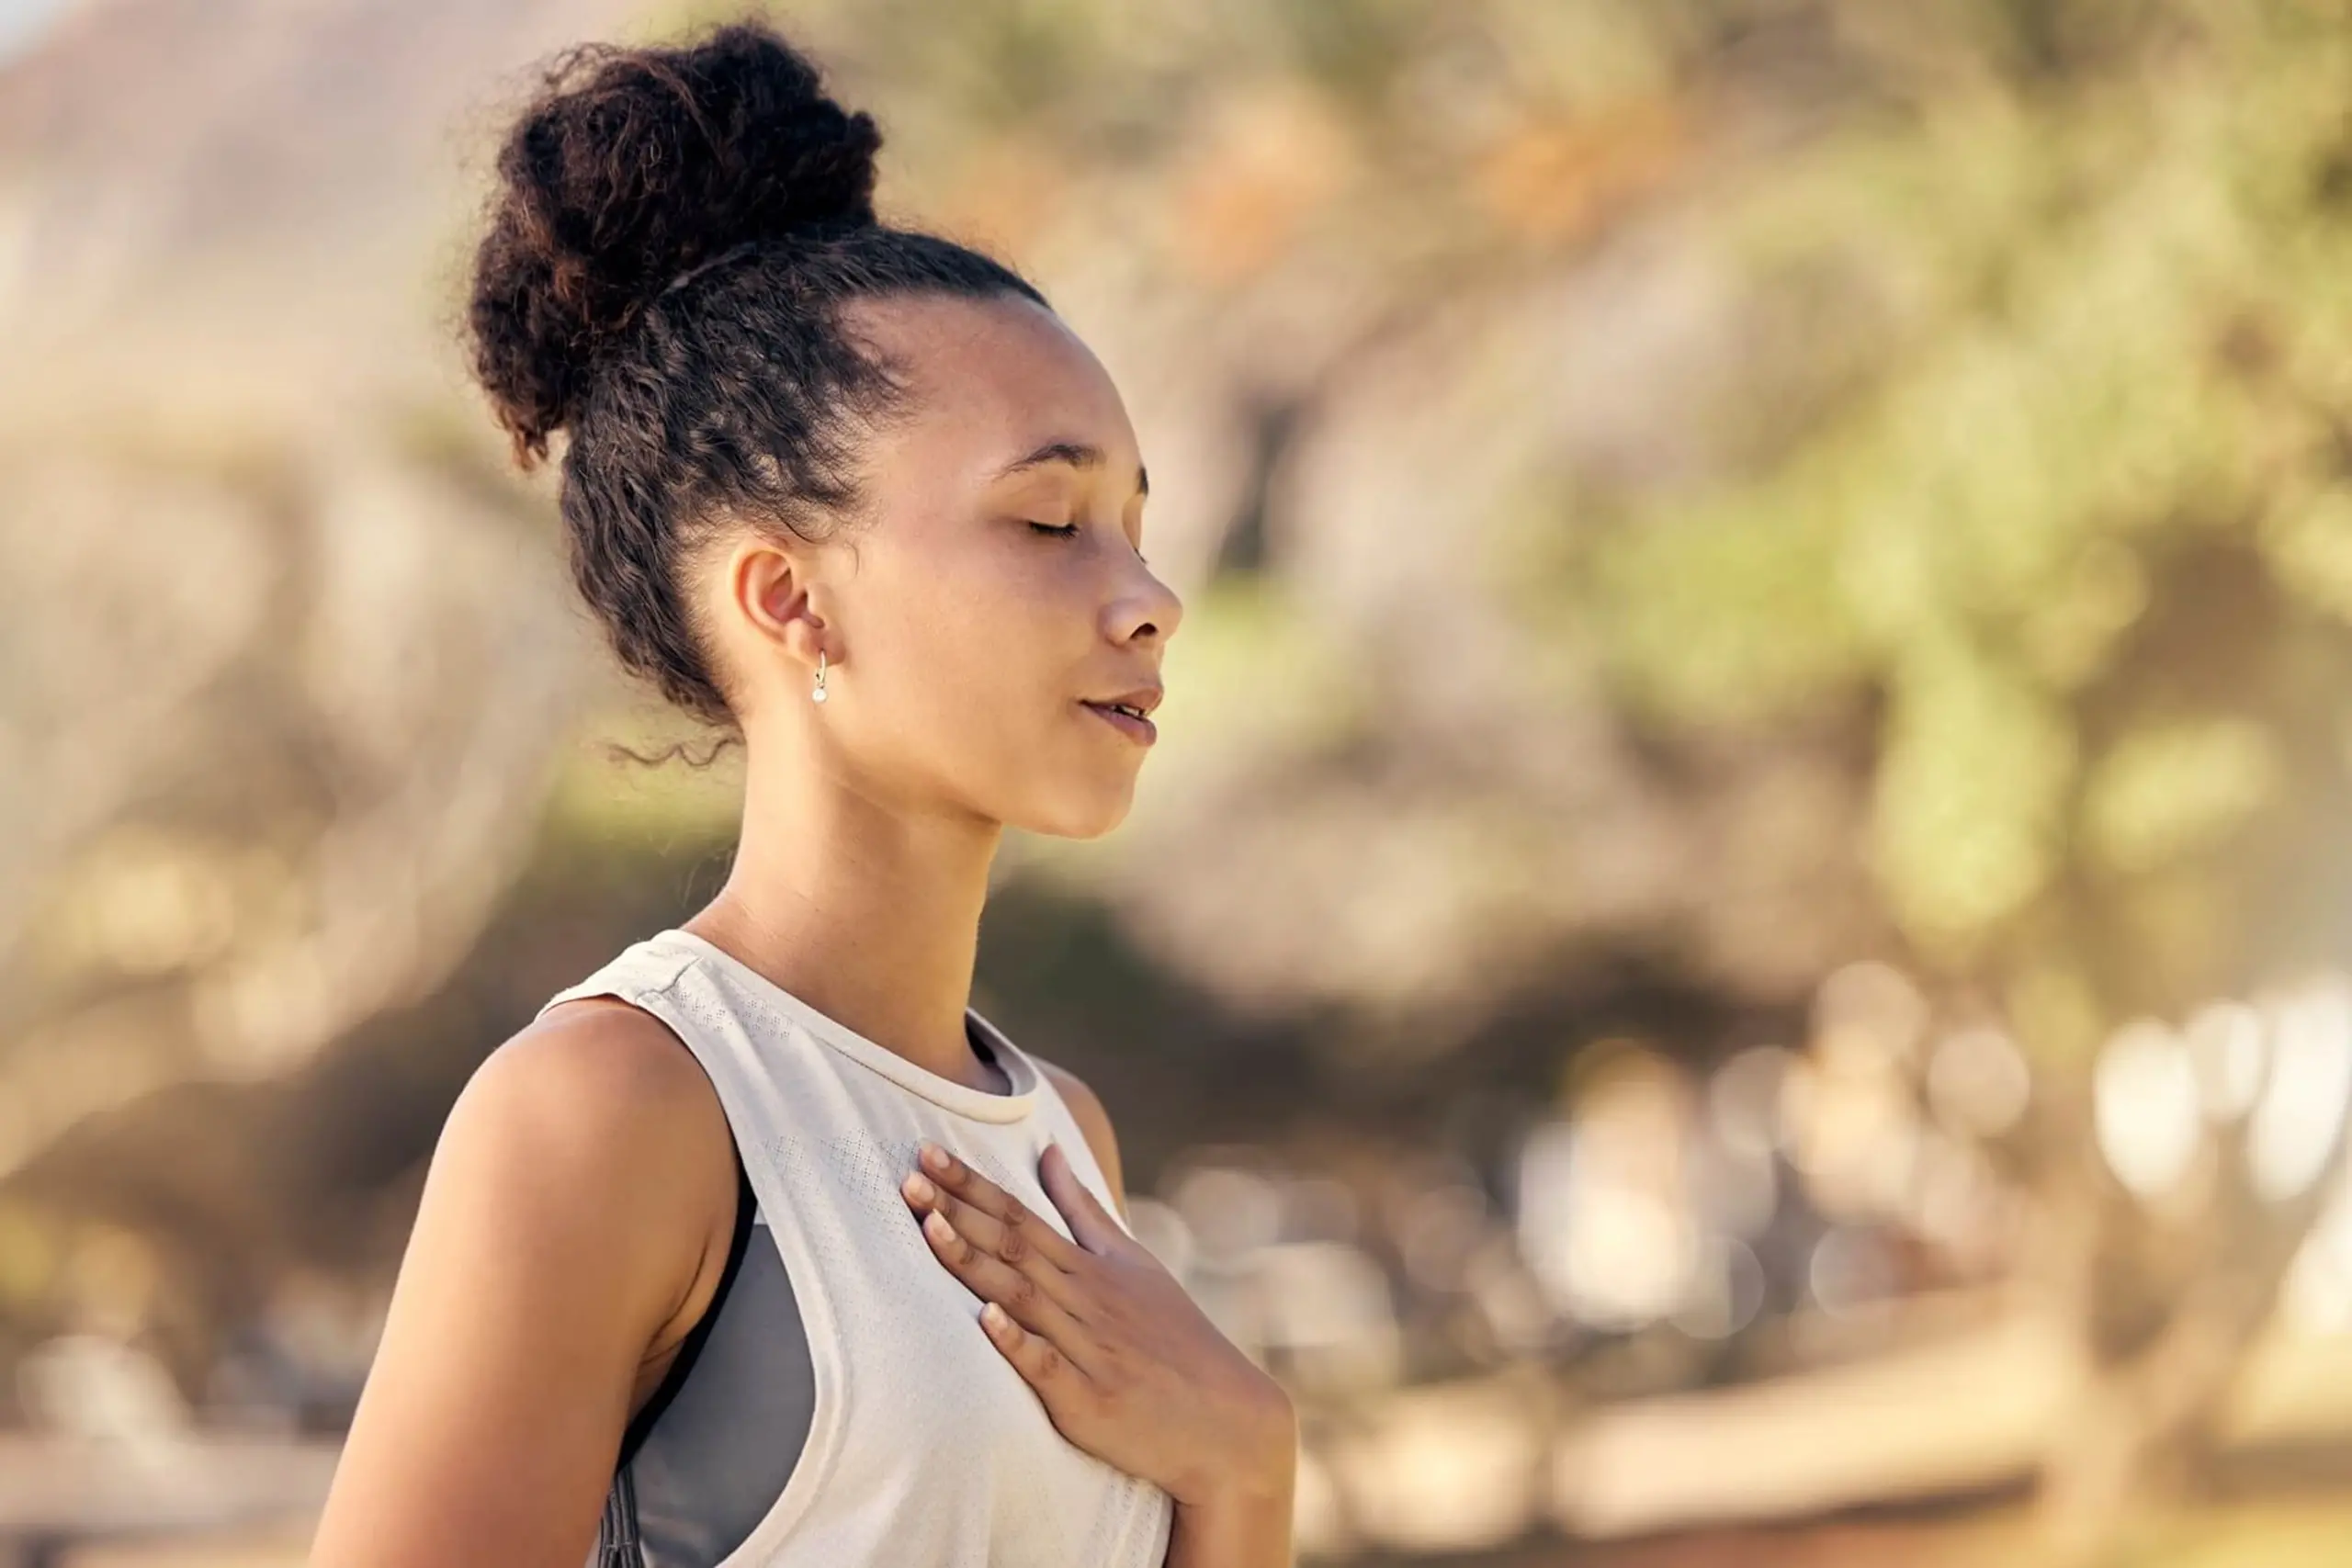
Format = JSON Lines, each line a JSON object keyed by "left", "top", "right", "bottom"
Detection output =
{"left": 467, "top": 16, "right": 1050, "bottom": 728}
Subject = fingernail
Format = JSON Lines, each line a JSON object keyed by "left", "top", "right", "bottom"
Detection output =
{"left": 901, "top": 1172, "right": 935, "bottom": 1204}
{"left": 982, "top": 1302, "right": 1008, "bottom": 1332}
{"left": 924, "top": 1211, "right": 955, "bottom": 1243}
{"left": 921, "top": 1143, "right": 952, "bottom": 1173}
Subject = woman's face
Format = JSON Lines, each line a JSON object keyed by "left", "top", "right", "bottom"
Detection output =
{"left": 711, "top": 291, "right": 1182, "bottom": 840}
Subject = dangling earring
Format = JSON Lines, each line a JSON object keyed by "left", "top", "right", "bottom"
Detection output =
{"left": 811, "top": 649, "right": 829, "bottom": 704}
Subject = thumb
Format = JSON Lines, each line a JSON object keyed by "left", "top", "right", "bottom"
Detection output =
{"left": 1039, "top": 1140, "right": 1129, "bottom": 1255}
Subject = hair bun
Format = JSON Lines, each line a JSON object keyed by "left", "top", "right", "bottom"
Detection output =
{"left": 469, "top": 19, "right": 882, "bottom": 463}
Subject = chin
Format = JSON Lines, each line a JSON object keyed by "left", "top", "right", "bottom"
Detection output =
{"left": 1019, "top": 782, "right": 1137, "bottom": 840}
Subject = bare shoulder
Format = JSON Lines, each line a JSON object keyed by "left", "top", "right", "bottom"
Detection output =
{"left": 1029, "top": 1054, "right": 1130, "bottom": 1222}
{"left": 309, "top": 997, "right": 738, "bottom": 1564}
{"left": 496, "top": 995, "right": 731, "bottom": 1147}
{"left": 438, "top": 995, "right": 741, "bottom": 1339}
{"left": 472, "top": 996, "right": 741, "bottom": 1293}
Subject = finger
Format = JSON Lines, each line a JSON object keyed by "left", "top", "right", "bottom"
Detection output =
{"left": 977, "top": 1298, "right": 1101, "bottom": 1417}
{"left": 1039, "top": 1141, "right": 1133, "bottom": 1257}
{"left": 900, "top": 1170, "right": 1091, "bottom": 1319}
{"left": 918, "top": 1207, "right": 1107, "bottom": 1372}
{"left": 911, "top": 1143, "right": 1085, "bottom": 1269}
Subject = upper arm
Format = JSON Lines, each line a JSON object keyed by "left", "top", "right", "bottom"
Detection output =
{"left": 1035, "top": 1057, "right": 1130, "bottom": 1224}
{"left": 308, "top": 1001, "right": 735, "bottom": 1568}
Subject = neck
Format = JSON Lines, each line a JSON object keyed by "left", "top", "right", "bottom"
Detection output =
{"left": 686, "top": 731, "right": 1006, "bottom": 1093}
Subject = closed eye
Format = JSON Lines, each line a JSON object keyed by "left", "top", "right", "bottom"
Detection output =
{"left": 1027, "top": 518, "right": 1149, "bottom": 567}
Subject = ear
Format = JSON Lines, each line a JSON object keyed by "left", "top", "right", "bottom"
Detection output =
{"left": 731, "top": 537, "right": 827, "bottom": 664}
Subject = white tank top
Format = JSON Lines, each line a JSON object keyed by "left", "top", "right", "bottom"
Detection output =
{"left": 534, "top": 927, "right": 1176, "bottom": 1567}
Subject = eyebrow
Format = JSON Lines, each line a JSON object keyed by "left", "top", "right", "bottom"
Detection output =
{"left": 992, "top": 440, "right": 1148, "bottom": 499}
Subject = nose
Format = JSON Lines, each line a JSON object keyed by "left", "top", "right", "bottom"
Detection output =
{"left": 1113, "top": 556, "right": 1182, "bottom": 645}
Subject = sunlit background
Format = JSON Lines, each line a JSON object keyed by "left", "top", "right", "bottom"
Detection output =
{"left": 6, "top": 0, "right": 2352, "bottom": 1563}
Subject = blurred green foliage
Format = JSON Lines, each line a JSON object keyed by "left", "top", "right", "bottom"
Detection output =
{"left": 1577, "top": 0, "right": 2352, "bottom": 1036}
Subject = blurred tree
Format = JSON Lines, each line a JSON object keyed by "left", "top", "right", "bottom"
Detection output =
{"left": 1561, "top": 0, "right": 2352, "bottom": 1554}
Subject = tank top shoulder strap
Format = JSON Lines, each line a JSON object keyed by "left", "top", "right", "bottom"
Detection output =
{"left": 534, "top": 933, "right": 703, "bottom": 1021}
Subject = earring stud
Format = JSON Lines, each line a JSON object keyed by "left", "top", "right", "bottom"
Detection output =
{"left": 812, "top": 649, "right": 829, "bottom": 704}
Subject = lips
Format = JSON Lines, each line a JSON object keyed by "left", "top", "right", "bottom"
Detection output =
{"left": 1080, "top": 699, "right": 1158, "bottom": 745}
{"left": 1084, "top": 684, "right": 1163, "bottom": 718}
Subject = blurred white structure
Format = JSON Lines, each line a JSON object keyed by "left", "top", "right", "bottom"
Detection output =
{"left": 2094, "top": 1017, "right": 2204, "bottom": 1200}
{"left": 2248, "top": 975, "right": 2352, "bottom": 1202}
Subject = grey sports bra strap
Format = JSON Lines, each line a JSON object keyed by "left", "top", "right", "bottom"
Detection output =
{"left": 594, "top": 1464, "right": 644, "bottom": 1566}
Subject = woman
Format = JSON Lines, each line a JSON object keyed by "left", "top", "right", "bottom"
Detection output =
{"left": 307, "top": 17, "right": 1296, "bottom": 1568}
